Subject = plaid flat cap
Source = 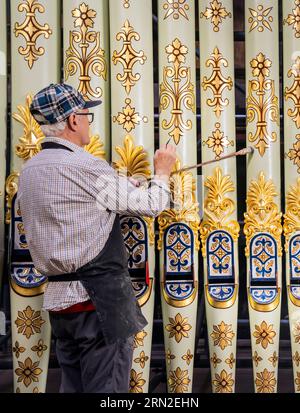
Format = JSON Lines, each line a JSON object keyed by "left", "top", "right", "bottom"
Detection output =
{"left": 30, "top": 83, "right": 102, "bottom": 125}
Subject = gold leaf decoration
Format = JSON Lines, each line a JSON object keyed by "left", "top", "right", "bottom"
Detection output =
{"left": 182, "top": 349, "right": 193, "bottom": 366}
{"left": 244, "top": 171, "right": 282, "bottom": 257}
{"left": 123, "top": 0, "right": 130, "bottom": 8}
{"left": 255, "top": 368, "right": 276, "bottom": 393}
{"left": 200, "top": 0, "right": 232, "bottom": 32}
{"left": 65, "top": 2, "right": 107, "bottom": 101}
{"left": 31, "top": 339, "right": 48, "bottom": 358}
{"left": 200, "top": 167, "right": 240, "bottom": 256}
{"left": 112, "top": 20, "right": 146, "bottom": 94}
{"left": 225, "top": 353, "right": 236, "bottom": 369}
{"left": 287, "top": 134, "right": 300, "bottom": 173}
{"left": 133, "top": 330, "right": 147, "bottom": 348}
{"left": 247, "top": 53, "right": 279, "bottom": 156}
{"left": 5, "top": 172, "right": 20, "bottom": 225}
{"left": 14, "top": 0, "right": 52, "bottom": 69}
{"left": 15, "top": 306, "right": 45, "bottom": 339}
{"left": 285, "top": 57, "right": 300, "bottom": 128}
{"left": 202, "top": 47, "right": 233, "bottom": 118}
{"left": 253, "top": 321, "right": 276, "bottom": 349}
{"left": 295, "top": 372, "right": 300, "bottom": 391}
{"left": 268, "top": 351, "right": 278, "bottom": 368}
{"left": 166, "top": 349, "right": 176, "bottom": 364}
{"left": 248, "top": 4, "right": 273, "bottom": 32}
{"left": 113, "top": 98, "right": 148, "bottom": 133}
{"left": 12, "top": 341, "right": 25, "bottom": 359}
{"left": 293, "top": 351, "right": 300, "bottom": 367}
{"left": 210, "top": 321, "right": 235, "bottom": 350}
{"left": 160, "top": 38, "right": 195, "bottom": 145}
{"left": 212, "top": 369, "right": 234, "bottom": 393}
{"left": 168, "top": 367, "right": 190, "bottom": 393}
{"left": 12, "top": 95, "right": 44, "bottom": 161}
{"left": 283, "top": 0, "right": 300, "bottom": 38}
{"left": 203, "top": 122, "right": 234, "bottom": 159}
{"left": 283, "top": 178, "right": 300, "bottom": 250}
{"left": 157, "top": 159, "right": 200, "bottom": 251}
{"left": 133, "top": 351, "right": 149, "bottom": 369}
{"left": 15, "top": 357, "right": 42, "bottom": 388}
{"left": 84, "top": 134, "right": 105, "bottom": 159}
{"left": 210, "top": 352, "right": 221, "bottom": 368}
{"left": 165, "top": 313, "right": 192, "bottom": 343}
{"left": 253, "top": 350, "right": 263, "bottom": 367}
{"left": 163, "top": 0, "right": 190, "bottom": 20}
{"left": 129, "top": 369, "right": 145, "bottom": 393}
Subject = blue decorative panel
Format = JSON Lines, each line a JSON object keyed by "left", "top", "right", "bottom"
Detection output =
{"left": 249, "top": 287, "right": 277, "bottom": 305}
{"left": 11, "top": 263, "right": 47, "bottom": 289}
{"left": 208, "top": 285, "right": 235, "bottom": 302}
{"left": 289, "top": 233, "right": 300, "bottom": 281}
{"left": 165, "top": 281, "right": 194, "bottom": 301}
{"left": 250, "top": 233, "right": 277, "bottom": 281}
{"left": 207, "top": 230, "right": 234, "bottom": 281}
{"left": 290, "top": 286, "right": 300, "bottom": 301}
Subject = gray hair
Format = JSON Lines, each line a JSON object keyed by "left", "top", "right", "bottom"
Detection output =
{"left": 40, "top": 121, "right": 67, "bottom": 137}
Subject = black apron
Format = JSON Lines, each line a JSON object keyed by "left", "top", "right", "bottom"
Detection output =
{"left": 41, "top": 141, "right": 148, "bottom": 344}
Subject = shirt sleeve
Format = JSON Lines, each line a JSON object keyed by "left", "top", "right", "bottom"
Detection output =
{"left": 86, "top": 160, "right": 171, "bottom": 217}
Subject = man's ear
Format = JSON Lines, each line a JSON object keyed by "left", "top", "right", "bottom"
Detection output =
{"left": 67, "top": 114, "right": 77, "bottom": 132}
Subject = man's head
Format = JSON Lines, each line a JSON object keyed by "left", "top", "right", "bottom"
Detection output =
{"left": 30, "top": 83, "right": 102, "bottom": 146}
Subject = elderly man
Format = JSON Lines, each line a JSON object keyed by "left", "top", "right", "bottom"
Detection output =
{"left": 16, "top": 83, "right": 176, "bottom": 393}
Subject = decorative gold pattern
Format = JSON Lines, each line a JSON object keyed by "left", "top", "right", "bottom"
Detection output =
{"left": 200, "top": 167, "right": 240, "bottom": 256}
{"left": 244, "top": 172, "right": 282, "bottom": 257}
{"left": 112, "top": 20, "right": 146, "bottom": 94}
{"left": 293, "top": 351, "right": 300, "bottom": 367}
{"left": 113, "top": 98, "right": 148, "bottom": 133}
{"left": 182, "top": 349, "right": 193, "bottom": 366}
{"left": 268, "top": 351, "right": 278, "bottom": 368}
{"left": 84, "top": 134, "right": 105, "bottom": 159}
{"left": 14, "top": 0, "right": 52, "bottom": 69}
{"left": 158, "top": 159, "right": 200, "bottom": 250}
{"left": 15, "top": 306, "right": 45, "bottom": 339}
{"left": 283, "top": 0, "right": 300, "bottom": 38}
{"left": 123, "top": 0, "right": 130, "bottom": 8}
{"left": 166, "top": 349, "right": 176, "bottom": 364}
{"left": 296, "top": 372, "right": 300, "bottom": 391}
{"left": 253, "top": 351, "right": 263, "bottom": 367}
{"left": 165, "top": 313, "right": 192, "bottom": 343}
{"left": 5, "top": 172, "right": 19, "bottom": 225}
{"left": 285, "top": 57, "right": 300, "bottom": 129}
{"left": 168, "top": 367, "right": 190, "bottom": 393}
{"left": 200, "top": 0, "right": 232, "bottom": 32}
{"left": 133, "top": 330, "right": 147, "bottom": 348}
{"left": 283, "top": 178, "right": 300, "bottom": 250}
{"left": 163, "top": 0, "right": 190, "bottom": 20}
{"left": 253, "top": 321, "right": 276, "bottom": 349}
{"left": 160, "top": 38, "right": 195, "bottom": 145}
{"left": 225, "top": 353, "right": 236, "bottom": 369}
{"left": 255, "top": 368, "right": 276, "bottom": 393}
{"left": 203, "top": 122, "right": 234, "bottom": 159}
{"left": 210, "top": 352, "right": 222, "bottom": 368}
{"left": 13, "top": 95, "right": 44, "bottom": 161}
{"left": 293, "top": 322, "right": 300, "bottom": 344}
{"left": 210, "top": 321, "right": 235, "bottom": 350}
{"left": 212, "top": 369, "right": 234, "bottom": 393}
{"left": 287, "top": 135, "right": 300, "bottom": 174}
{"left": 12, "top": 341, "right": 25, "bottom": 359}
{"left": 65, "top": 3, "right": 107, "bottom": 101}
{"left": 202, "top": 47, "right": 233, "bottom": 118}
{"left": 133, "top": 351, "right": 149, "bottom": 369}
{"left": 247, "top": 53, "right": 279, "bottom": 156}
{"left": 15, "top": 357, "right": 42, "bottom": 387}
{"left": 31, "top": 339, "right": 48, "bottom": 358}
{"left": 129, "top": 369, "right": 145, "bottom": 393}
{"left": 248, "top": 5, "right": 273, "bottom": 32}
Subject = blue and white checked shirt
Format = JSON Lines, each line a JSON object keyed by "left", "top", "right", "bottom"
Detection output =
{"left": 16, "top": 137, "right": 170, "bottom": 311}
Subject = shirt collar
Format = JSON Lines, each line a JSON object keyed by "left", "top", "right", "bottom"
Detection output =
{"left": 42, "top": 136, "right": 85, "bottom": 153}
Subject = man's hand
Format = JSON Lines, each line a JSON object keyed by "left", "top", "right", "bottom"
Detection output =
{"left": 154, "top": 144, "right": 177, "bottom": 182}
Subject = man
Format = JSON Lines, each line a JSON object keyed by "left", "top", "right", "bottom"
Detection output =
{"left": 16, "top": 83, "right": 176, "bottom": 393}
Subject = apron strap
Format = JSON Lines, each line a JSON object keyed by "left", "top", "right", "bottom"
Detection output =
{"left": 41, "top": 142, "right": 74, "bottom": 152}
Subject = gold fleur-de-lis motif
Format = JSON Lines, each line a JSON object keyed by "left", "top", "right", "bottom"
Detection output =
{"left": 163, "top": 0, "right": 190, "bottom": 20}
{"left": 210, "top": 352, "right": 222, "bottom": 368}
{"left": 31, "top": 339, "right": 48, "bottom": 358}
{"left": 123, "top": 0, "right": 130, "bottom": 8}
{"left": 182, "top": 349, "right": 193, "bottom": 366}
{"left": 65, "top": 3, "right": 107, "bottom": 101}
{"left": 248, "top": 4, "right": 273, "bottom": 32}
{"left": 255, "top": 368, "right": 276, "bottom": 393}
{"left": 165, "top": 313, "right": 192, "bottom": 343}
{"left": 212, "top": 369, "right": 234, "bottom": 393}
{"left": 166, "top": 349, "right": 176, "bottom": 364}
{"left": 157, "top": 159, "right": 200, "bottom": 250}
{"left": 253, "top": 321, "right": 276, "bottom": 349}
{"left": 12, "top": 95, "right": 44, "bottom": 161}
{"left": 284, "top": 0, "right": 300, "bottom": 38}
{"left": 202, "top": 47, "right": 233, "bottom": 118}
{"left": 283, "top": 178, "right": 300, "bottom": 250}
{"left": 160, "top": 38, "right": 195, "bottom": 145}
{"left": 293, "top": 351, "right": 300, "bottom": 367}
{"left": 12, "top": 341, "right": 25, "bottom": 359}
{"left": 285, "top": 56, "right": 300, "bottom": 128}
{"left": 268, "top": 351, "right": 278, "bottom": 368}
{"left": 15, "top": 306, "right": 45, "bottom": 339}
{"left": 225, "top": 353, "right": 236, "bottom": 369}
{"left": 14, "top": 0, "right": 52, "bottom": 69}
{"left": 296, "top": 372, "right": 300, "bottom": 391}
{"left": 253, "top": 350, "right": 263, "bottom": 367}
{"left": 112, "top": 20, "right": 147, "bottom": 95}
{"left": 133, "top": 351, "right": 149, "bottom": 369}
{"left": 84, "top": 134, "right": 105, "bottom": 159}
{"left": 168, "top": 367, "right": 190, "bottom": 393}
{"left": 203, "top": 122, "right": 234, "bottom": 159}
{"left": 210, "top": 321, "right": 235, "bottom": 350}
{"left": 293, "top": 321, "right": 300, "bottom": 343}
{"left": 113, "top": 98, "right": 148, "bottom": 133}
{"left": 244, "top": 171, "right": 282, "bottom": 257}
{"left": 133, "top": 330, "right": 147, "bottom": 348}
{"left": 129, "top": 369, "right": 145, "bottom": 393}
{"left": 200, "top": 0, "right": 232, "bottom": 32}
{"left": 15, "top": 357, "right": 43, "bottom": 388}
{"left": 200, "top": 167, "right": 240, "bottom": 256}
{"left": 287, "top": 135, "right": 300, "bottom": 174}
{"left": 5, "top": 172, "right": 19, "bottom": 225}
{"left": 247, "top": 52, "right": 279, "bottom": 156}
